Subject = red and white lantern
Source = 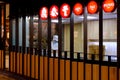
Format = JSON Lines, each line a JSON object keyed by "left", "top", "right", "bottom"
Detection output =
{"left": 39, "top": 7, "right": 48, "bottom": 20}
{"left": 73, "top": 3, "right": 83, "bottom": 15}
{"left": 103, "top": 0, "right": 116, "bottom": 12}
{"left": 50, "top": 5, "right": 59, "bottom": 19}
{"left": 87, "top": 1, "right": 98, "bottom": 14}
{"left": 60, "top": 3, "right": 71, "bottom": 18}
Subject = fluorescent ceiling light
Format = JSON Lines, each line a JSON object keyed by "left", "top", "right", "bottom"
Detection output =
{"left": 79, "top": 16, "right": 97, "bottom": 19}
{"left": 51, "top": 19, "right": 65, "bottom": 23}
{"left": 51, "top": 20, "right": 58, "bottom": 23}
{"left": 33, "top": 17, "right": 38, "bottom": 20}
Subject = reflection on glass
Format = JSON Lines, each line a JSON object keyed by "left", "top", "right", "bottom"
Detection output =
{"left": 41, "top": 22, "right": 48, "bottom": 49}
{"left": 51, "top": 23, "right": 58, "bottom": 57}
{"left": 87, "top": 20, "right": 99, "bottom": 60}
{"left": 103, "top": 9, "right": 117, "bottom": 61}
{"left": 12, "top": 19, "right": 16, "bottom": 46}
{"left": 18, "top": 17, "right": 22, "bottom": 46}
{"left": 73, "top": 14, "right": 84, "bottom": 59}
{"left": 26, "top": 16, "right": 30, "bottom": 47}
{"left": 33, "top": 15, "right": 38, "bottom": 48}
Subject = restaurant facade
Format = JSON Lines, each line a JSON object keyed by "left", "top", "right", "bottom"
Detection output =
{"left": 0, "top": 0, "right": 120, "bottom": 80}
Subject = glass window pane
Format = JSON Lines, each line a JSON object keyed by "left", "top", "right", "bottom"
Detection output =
{"left": 74, "top": 14, "right": 84, "bottom": 59}
{"left": 12, "top": 19, "right": 16, "bottom": 46}
{"left": 103, "top": 9, "right": 117, "bottom": 62}
{"left": 87, "top": 10, "right": 99, "bottom": 60}
{"left": 26, "top": 16, "right": 30, "bottom": 47}
{"left": 18, "top": 17, "right": 22, "bottom": 46}
{"left": 33, "top": 15, "right": 38, "bottom": 48}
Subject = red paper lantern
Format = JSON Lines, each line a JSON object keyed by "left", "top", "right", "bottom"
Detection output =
{"left": 39, "top": 7, "right": 48, "bottom": 20}
{"left": 103, "top": 0, "right": 115, "bottom": 12}
{"left": 87, "top": 1, "right": 98, "bottom": 14}
{"left": 60, "top": 3, "right": 71, "bottom": 18}
{"left": 73, "top": 3, "right": 83, "bottom": 15}
{"left": 50, "top": 5, "right": 59, "bottom": 19}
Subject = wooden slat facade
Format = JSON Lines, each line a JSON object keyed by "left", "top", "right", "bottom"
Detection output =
{"left": 0, "top": 0, "right": 120, "bottom": 80}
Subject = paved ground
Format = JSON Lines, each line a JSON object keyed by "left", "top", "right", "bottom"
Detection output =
{"left": 0, "top": 71, "right": 25, "bottom": 80}
{"left": 0, "top": 74, "right": 16, "bottom": 80}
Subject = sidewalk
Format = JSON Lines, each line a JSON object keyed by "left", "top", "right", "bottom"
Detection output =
{"left": 0, "top": 71, "right": 25, "bottom": 80}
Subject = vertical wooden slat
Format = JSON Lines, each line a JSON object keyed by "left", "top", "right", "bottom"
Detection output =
{"left": 78, "top": 62, "right": 84, "bottom": 80}
{"left": 49, "top": 58, "right": 54, "bottom": 80}
{"left": 17, "top": 52, "right": 20, "bottom": 74}
{"left": 31, "top": 55, "right": 35, "bottom": 78}
{"left": 44, "top": 57, "right": 48, "bottom": 80}
{"left": 101, "top": 66, "right": 108, "bottom": 80}
{"left": 54, "top": 58, "right": 58, "bottom": 80}
{"left": 40, "top": 56, "right": 43, "bottom": 80}
{"left": 66, "top": 60, "right": 70, "bottom": 80}
{"left": 60, "top": 60, "right": 64, "bottom": 80}
{"left": 19, "top": 47, "right": 21, "bottom": 74}
{"left": 93, "top": 64, "right": 99, "bottom": 80}
{"left": 85, "top": 64, "right": 91, "bottom": 80}
{"left": 35, "top": 55, "right": 38, "bottom": 79}
{"left": 2, "top": 50, "right": 4, "bottom": 69}
{"left": 26, "top": 48, "right": 29, "bottom": 78}
{"left": 24, "top": 54, "right": 27, "bottom": 76}
{"left": 110, "top": 67, "right": 117, "bottom": 80}
{"left": 72, "top": 62, "right": 77, "bottom": 80}
{"left": 1, "top": 50, "right": 2, "bottom": 69}
{"left": 13, "top": 51, "right": 16, "bottom": 72}
{"left": 20, "top": 53, "right": 22, "bottom": 75}
{"left": 11, "top": 51, "right": 13, "bottom": 72}
{"left": 27, "top": 54, "right": 30, "bottom": 77}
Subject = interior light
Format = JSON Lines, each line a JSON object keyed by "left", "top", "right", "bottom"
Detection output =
{"left": 79, "top": 16, "right": 97, "bottom": 19}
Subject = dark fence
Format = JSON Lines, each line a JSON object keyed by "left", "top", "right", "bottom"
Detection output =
{"left": 0, "top": 50, "right": 4, "bottom": 70}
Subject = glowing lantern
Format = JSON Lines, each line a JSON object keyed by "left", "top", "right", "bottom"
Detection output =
{"left": 73, "top": 3, "right": 83, "bottom": 15}
{"left": 60, "top": 3, "right": 71, "bottom": 18}
{"left": 50, "top": 5, "right": 59, "bottom": 19}
{"left": 87, "top": 1, "right": 98, "bottom": 14}
{"left": 103, "top": 0, "right": 116, "bottom": 12}
{"left": 39, "top": 7, "right": 48, "bottom": 20}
